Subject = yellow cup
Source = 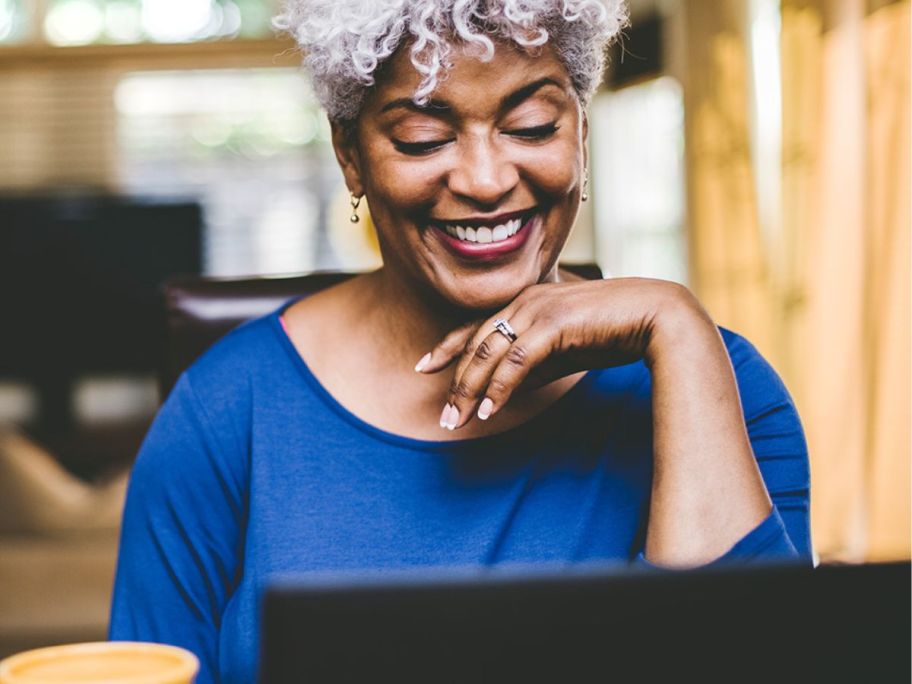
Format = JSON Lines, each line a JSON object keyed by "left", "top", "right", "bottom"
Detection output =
{"left": 0, "top": 642, "right": 198, "bottom": 684}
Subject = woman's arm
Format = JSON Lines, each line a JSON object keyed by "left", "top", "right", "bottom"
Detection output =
{"left": 419, "top": 278, "right": 810, "bottom": 568}
{"left": 642, "top": 298, "right": 775, "bottom": 568}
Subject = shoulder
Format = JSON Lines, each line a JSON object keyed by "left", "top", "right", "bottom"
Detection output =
{"left": 138, "top": 310, "right": 288, "bottom": 481}
{"left": 716, "top": 327, "right": 800, "bottom": 425}
{"left": 717, "top": 326, "right": 809, "bottom": 490}
{"left": 717, "top": 326, "right": 775, "bottom": 379}
{"left": 126, "top": 319, "right": 279, "bottom": 515}
{"left": 166, "top": 307, "right": 295, "bottom": 424}
{"left": 181, "top": 310, "right": 285, "bottom": 392}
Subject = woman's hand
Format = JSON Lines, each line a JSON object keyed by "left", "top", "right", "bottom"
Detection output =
{"left": 416, "top": 277, "right": 704, "bottom": 430}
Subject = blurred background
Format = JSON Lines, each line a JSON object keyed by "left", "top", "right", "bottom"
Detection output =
{"left": 0, "top": 0, "right": 908, "bottom": 659}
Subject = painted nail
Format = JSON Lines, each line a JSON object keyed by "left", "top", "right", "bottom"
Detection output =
{"left": 439, "top": 404, "right": 451, "bottom": 429}
{"left": 477, "top": 397, "right": 494, "bottom": 420}
{"left": 415, "top": 353, "right": 431, "bottom": 372}
{"left": 446, "top": 406, "right": 459, "bottom": 430}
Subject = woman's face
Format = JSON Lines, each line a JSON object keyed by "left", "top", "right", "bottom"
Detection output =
{"left": 333, "top": 39, "right": 587, "bottom": 312}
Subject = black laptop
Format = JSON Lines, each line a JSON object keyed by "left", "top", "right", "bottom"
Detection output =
{"left": 260, "top": 561, "right": 910, "bottom": 683}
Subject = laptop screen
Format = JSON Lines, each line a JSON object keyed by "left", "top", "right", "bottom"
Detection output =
{"left": 260, "top": 561, "right": 909, "bottom": 682}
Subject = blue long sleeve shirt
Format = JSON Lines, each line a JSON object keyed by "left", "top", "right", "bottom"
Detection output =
{"left": 109, "top": 302, "right": 812, "bottom": 683}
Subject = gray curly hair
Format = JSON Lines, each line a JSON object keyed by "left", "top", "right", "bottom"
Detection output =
{"left": 274, "top": 0, "right": 628, "bottom": 122}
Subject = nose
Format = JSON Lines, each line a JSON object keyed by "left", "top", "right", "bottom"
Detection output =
{"left": 447, "top": 136, "right": 519, "bottom": 209}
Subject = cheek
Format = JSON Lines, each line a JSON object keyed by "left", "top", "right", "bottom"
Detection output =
{"left": 517, "top": 142, "right": 581, "bottom": 197}
{"left": 365, "top": 153, "right": 445, "bottom": 214}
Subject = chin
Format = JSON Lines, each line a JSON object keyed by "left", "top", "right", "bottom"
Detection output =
{"left": 450, "top": 290, "right": 520, "bottom": 313}
{"left": 434, "top": 263, "right": 542, "bottom": 313}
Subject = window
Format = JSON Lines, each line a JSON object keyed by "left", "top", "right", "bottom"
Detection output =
{"left": 590, "top": 76, "right": 687, "bottom": 283}
{"left": 115, "top": 67, "right": 356, "bottom": 276}
{"left": 0, "top": 0, "right": 279, "bottom": 46}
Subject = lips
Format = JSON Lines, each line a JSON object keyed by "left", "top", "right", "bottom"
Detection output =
{"left": 431, "top": 209, "right": 538, "bottom": 261}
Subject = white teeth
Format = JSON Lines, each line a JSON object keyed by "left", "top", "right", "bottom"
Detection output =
{"left": 442, "top": 214, "right": 530, "bottom": 243}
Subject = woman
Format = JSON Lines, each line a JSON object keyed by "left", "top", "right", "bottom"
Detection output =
{"left": 110, "top": 1, "right": 811, "bottom": 682}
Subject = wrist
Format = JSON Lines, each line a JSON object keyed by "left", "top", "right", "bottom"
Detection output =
{"left": 643, "top": 286, "right": 718, "bottom": 370}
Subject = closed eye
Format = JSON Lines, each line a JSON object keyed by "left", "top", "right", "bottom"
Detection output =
{"left": 504, "top": 123, "right": 559, "bottom": 140}
{"left": 392, "top": 138, "right": 453, "bottom": 155}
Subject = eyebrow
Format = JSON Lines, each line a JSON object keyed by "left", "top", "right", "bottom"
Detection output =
{"left": 379, "top": 77, "right": 566, "bottom": 116}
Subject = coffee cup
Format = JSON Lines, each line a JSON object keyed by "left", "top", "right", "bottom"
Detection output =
{"left": 0, "top": 641, "right": 198, "bottom": 684}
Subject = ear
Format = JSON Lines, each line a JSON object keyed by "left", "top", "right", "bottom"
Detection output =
{"left": 330, "top": 120, "right": 365, "bottom": 197}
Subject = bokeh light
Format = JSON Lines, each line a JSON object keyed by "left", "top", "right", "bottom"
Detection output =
{"left": 0, "top": 0, "right": 17, "bottom": 42}
{"left": 104, "top": 1, "right": 143, "bottom": 43}
{"left": 218, "top": 1, "right": 242, "bottom": 38}
{"left": 141, "top": 0, "right": 213, "bottom": 43}
{"left": 44, "top": 0, "right": 105, "bottom": 46}
{"left": 39, "top": 0, "right": 275, "bottom": 46}
{"left": 234, "top": 0, "right": 273, "bottom": 38}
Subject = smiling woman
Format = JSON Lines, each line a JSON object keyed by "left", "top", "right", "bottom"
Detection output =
{"left": 109, "top": 2, "right": 813, "bottom": 682}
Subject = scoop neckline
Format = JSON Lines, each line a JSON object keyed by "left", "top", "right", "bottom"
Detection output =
{"left": 268, "top": 298, "right": 597, "bottom": 452}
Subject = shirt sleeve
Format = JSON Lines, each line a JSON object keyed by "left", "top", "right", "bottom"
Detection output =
{"left": 108, "top": 372, "right": 248, "bottom": 684}
{"left": 632, "top": 328, "right": 812, "bottom": 569}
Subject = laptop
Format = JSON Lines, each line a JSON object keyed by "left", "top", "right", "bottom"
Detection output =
{"left": 260, "top": 560, "right": 909, "bottom": 682}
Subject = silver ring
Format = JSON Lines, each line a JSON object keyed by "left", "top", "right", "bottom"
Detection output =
{"left": 492, "top": 317, "right": 517, "bottom": 342}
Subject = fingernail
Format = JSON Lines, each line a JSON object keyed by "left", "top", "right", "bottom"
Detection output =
{"left": 477, "top": 397, "right": 494, "bottom": 420}
{"left": 439, "top": 404, "right": 451, "bottom": 429}
{"left": 415, "top": 353, "right": 431, "bottom": 372}
{"left": 446, "top": 407, "right": 459, "bottom": 430}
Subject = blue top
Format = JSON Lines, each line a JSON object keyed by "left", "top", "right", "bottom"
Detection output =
{"left": 109, "top": 301, "right": 812, "bottom": 683}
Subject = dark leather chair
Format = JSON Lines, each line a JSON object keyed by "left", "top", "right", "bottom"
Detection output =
{"left": 160, "top": 264, "right": 603, "bottom": 399}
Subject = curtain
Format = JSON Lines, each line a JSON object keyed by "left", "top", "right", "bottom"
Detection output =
{"left": 682, "top": 0, "right": 910, "bottom": 561}
{"left": 681, "top": 0, "right": 779, "bottom": 363}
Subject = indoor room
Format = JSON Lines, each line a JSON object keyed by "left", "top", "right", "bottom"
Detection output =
{"left": 0, "top": 0, "right": 908, "bottom": 681}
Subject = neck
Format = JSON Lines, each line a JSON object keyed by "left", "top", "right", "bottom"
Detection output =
{"left": 358, "top": 267, "right": 476, "bottom": 368}
{"left": 354, "top": 262, "right": 563, "bottom": 372}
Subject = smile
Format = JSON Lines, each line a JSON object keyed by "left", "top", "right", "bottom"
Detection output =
{"left": 443, "top": 217, "right": 523, "bottom": 244}
{"left": 431, "top": 209, "right": 538, "bottom": 260}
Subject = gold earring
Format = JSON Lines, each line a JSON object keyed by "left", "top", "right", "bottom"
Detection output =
{"left": 581, "top": 167, "right": 590, "bottom": 202}
{"left": 350, "top": 193, "right": 362, "bottom": 223}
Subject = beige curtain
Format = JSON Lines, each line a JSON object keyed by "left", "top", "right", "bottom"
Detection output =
{"left": 681, "top": 1, "right": 779, "bottom": 362}
{"left": 682, "top": 0, "right": 910, "bottom": 561}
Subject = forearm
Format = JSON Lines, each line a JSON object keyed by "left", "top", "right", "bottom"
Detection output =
{"left": 643, "top": 298, "right": 772, "bottom": 568}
